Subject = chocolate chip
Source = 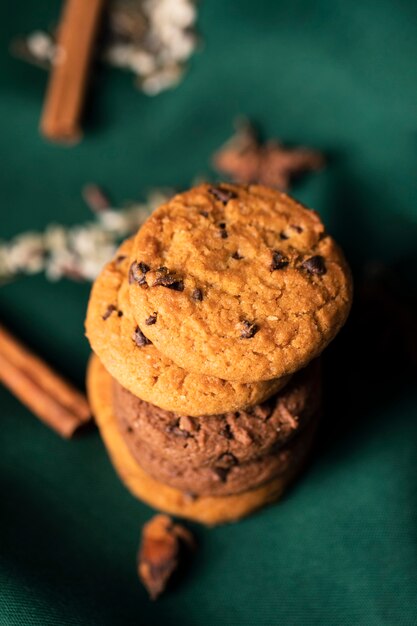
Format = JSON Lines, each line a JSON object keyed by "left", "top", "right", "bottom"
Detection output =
{"left": 152, "top": 267, "right": 184, "bottom": 291}
{"left": 232, "top": 251, "right": 243, "bottom": 260}
{"left": 129, "top": 261, "right": 150, "bottom": 285}
{"left": 208, "top": 186, "right": 238, "bottom": 204}
{"left": 132, "top": 326, "right": 152, "bottom": 347}
{"left": 240, "top": 320, "right": 259, "bottom": 339}
{"left": 302, "top": 255, "right": 327, "bottom": 275}
{"left": 213, "top": 467, "right": 229, "bottom": 482}
{"left": 270, "top": 250, "right": 289, "bottom": 271}
{"left": 167, "top": 281, "right": 185, "bottom": 291}
{"left": 145, "top": 313, "right": 158, "bottom": 325}
{"left": 279, "top": 232, "right": 289, "bottom": 240}
{"left": 220, "top": 423, "right": 233, "bottom": 440}
{"left": 200, "top": 211, "right": 209, "bottom": 218}
{"left": 213, "top": 453, "right": 238, "bottom": 482}
{"left": 216, "top": 222, "right": 229, "bottom": 238}
{"left": 139, "top": 261, "right": 150, "bottom": 272}
{"left": 118, "top": 310, "right": 123, "bottom": 317}
{"left": 290, "top": 224, "right": 303, "bottom": 233}
{"left": 192, "top": 288, "right": 203, "bottom": 301}
{"left": 102, "top": 304, "right": 117, "bottom": 320}
{"left": 115, "top": 255, "right": 127, "bottom": 265}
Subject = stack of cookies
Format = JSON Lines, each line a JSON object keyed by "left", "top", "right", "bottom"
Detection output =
{"left": 86, "top": 184, "right": 352, "bottom": 525}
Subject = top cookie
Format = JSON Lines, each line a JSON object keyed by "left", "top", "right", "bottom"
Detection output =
{"left": 85, "top": 239, "right": 290, "bottom": 417}
{"left": 128, "top": 183, "right": 352, "bottom": 382}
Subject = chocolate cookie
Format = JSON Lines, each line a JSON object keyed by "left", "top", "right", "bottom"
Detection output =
{"left": 128, "top": 183, "right": 352, "bottom": 382}
{"left": 85, "top": 239, "right": 290, "bottom": 417}
{"left": 87, "top": 355, "right": 317, "bottom": 525}
{"left": 116, "top": 418, "right": 319, "bottom": 496}
{"left": 112, "top": 360, "right": 321, "bottom": 469}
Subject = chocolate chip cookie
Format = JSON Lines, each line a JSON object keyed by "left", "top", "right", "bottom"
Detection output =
{"left": 85, "top": 239, "right": 290, "bottom": 417}
{"left": 128, "top": 183, "right": 352, "bottom": 382}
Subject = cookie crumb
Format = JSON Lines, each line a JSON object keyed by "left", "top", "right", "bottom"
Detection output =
{"left": 240, "top": 320, "right": 259, "bottom": 339}
{"left": 179, "top": 415, "right": 199, "bottom": 433}
{"left": 132, "top": 326, "right": 152, "bottom": 347}
{"left": 138, "top": 515, "right": 195, "bottom": 600}
{"left": 166, "top": 419, "right": 190, "bottom": 438}
{"left": 302, "top": 255, "right": 327, "bottom": 275}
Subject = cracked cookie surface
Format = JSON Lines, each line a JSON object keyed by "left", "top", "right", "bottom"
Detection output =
{"left": 128, "top": 183, "right": 353, "bottom": 382}
{"left": 85, "top": 240, "right": 290, "bottom": 416}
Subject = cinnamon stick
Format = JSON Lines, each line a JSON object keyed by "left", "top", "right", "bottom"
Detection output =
{"left": 0, "top": 325, "right": 91, "bottom": 438}
{"left": 40, "top": 0, "right": 105, "bottom": 143}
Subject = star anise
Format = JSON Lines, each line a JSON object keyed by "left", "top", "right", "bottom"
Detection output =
{"left": 212, "top": 119, "right": 324, "bottom": 191}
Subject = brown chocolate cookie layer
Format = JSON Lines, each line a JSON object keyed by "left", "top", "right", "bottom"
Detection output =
{"left": 112, "top": 360, "right": 321, "bottom": 470}
{"left": 116, "top": 417, "right": 319, "bottom": 496}
{"left": 87, "top": 355, "right": 317, "bottom": 525}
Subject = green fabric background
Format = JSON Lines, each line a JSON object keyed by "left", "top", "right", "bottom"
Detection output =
{"left": 1, "top": 1, "right": 417, "bottom": 624}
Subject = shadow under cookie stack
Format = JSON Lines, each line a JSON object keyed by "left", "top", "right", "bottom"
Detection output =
{"left": 86, "top": 184, "right": 352, "bottom": 525}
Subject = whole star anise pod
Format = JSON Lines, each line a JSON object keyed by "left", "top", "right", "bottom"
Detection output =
{"left": 213, "top": 119, "right": 325, "bottom": 191}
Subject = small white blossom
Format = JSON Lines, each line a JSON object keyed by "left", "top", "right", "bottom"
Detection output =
{"left": 0, "top": 188, "right": 172, "bottom": 283}
{"left": 27, "top": 31, "right": 55, "bottom": 62}
{"left": 142, "top": 65, "right": 182, "bottom": 95}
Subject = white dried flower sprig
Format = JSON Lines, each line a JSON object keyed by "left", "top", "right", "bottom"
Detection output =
{"left": 0, "top": 187, "right": 171, "bottom": 283}
{"left": 13, "top": 0, "right": 199, "bottom": 96}
{"left": 107, "top": 0, "right": 198, "bottom": 94}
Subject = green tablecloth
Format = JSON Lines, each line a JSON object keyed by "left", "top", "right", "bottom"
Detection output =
{"left": 1, "top": 1, "right": 417, "bottom": 624}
